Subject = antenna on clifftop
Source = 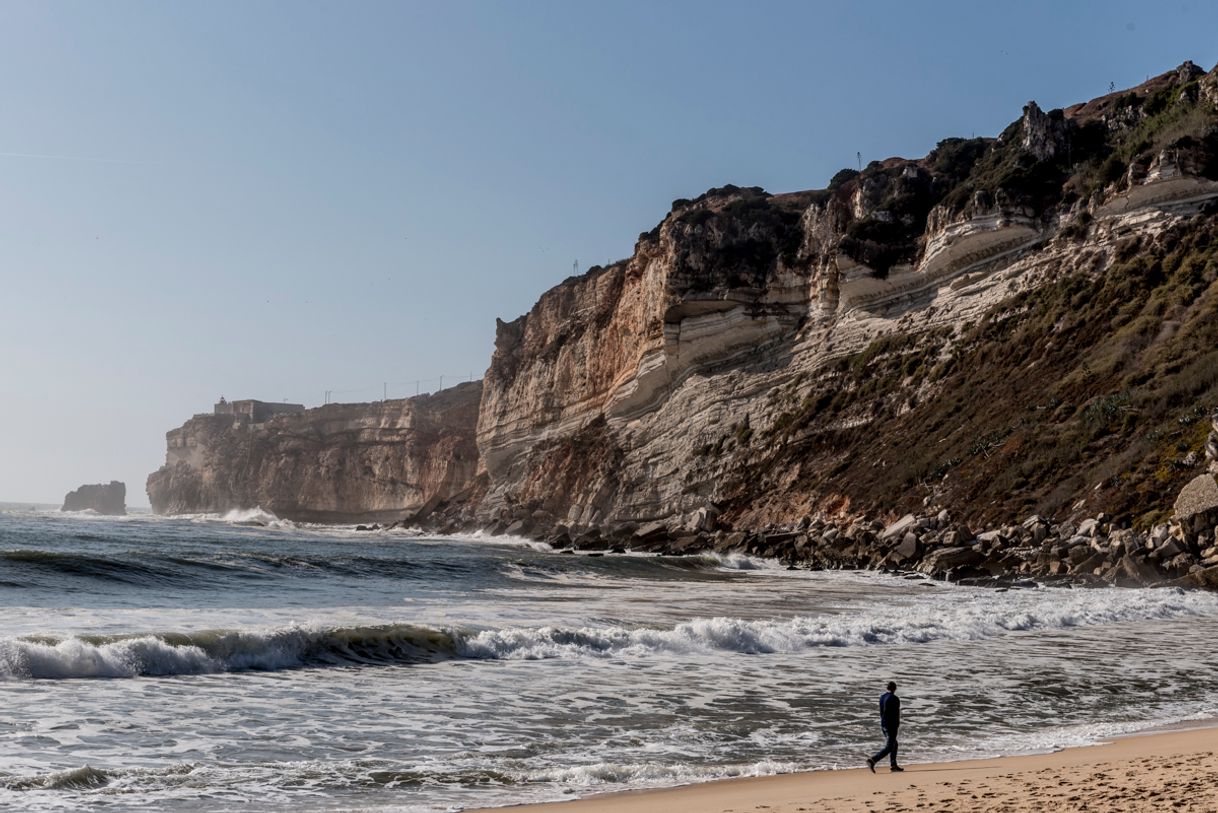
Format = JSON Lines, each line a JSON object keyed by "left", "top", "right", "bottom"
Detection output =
{"left": 573, "top": 259, "right": 579, "bottom": 275}
{"left": 856, "top": 151, "right": 862, "bottom": 171}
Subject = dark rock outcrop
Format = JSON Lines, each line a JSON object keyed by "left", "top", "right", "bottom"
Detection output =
{"left": 62, "top": 481, "right": 126, "bottom": 515}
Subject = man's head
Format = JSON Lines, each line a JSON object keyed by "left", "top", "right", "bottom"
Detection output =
{"left": 887, "top": 681, "right": 897, "bottom": 693}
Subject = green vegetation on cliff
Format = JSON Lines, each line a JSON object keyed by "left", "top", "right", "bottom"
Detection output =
{"left": 730, "top": 213, "right": 1218, "bottom": 527}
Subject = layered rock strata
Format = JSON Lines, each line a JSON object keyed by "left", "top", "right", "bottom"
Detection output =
{"left": 478, "top": 61, "right": 1218, "bottom": 540}
{"left": 147, "top": 383, "right": 482, "bottom": 523}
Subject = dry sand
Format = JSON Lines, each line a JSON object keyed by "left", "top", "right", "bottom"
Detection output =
{"left": 471, "top": 725, "right": 1218, "bottom": 813}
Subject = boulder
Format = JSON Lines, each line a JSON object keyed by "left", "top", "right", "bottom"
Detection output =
{"left": 633, "top": 521, "right": 672, "bottom": 544}
{"left": 1187, "top": 565, "right": 1218, "bottom": 589}
{"left": 1174, "top": 474, "right": 1218, "bottom": 533}
{"left": 1119, "top": 554, "right": 1160, "bottom": 585}
{"left": 880, "top": 514, "right": 918, "bottom": 541}
{"left": 1156, "top": 537, "right": 1185, "bottom": 560}
{"left": 62, "top": 481, "right": 126, "bottom": 515}
{"left": 686, "top": 506, "right": 720, "bottom": 532}
{"left": 572, "top": 529, "right": 606, "bottom": 551}
{"left": 891, "top": 532, "right": 920, "bottom": 563}
{"left": 1073, "top": 551, "right": 1107, "bottom": 575}
{"left": 941, "top": 525, "right": 975, "bottom": 547}
{"left": 918, "top": 546, "right": 984, "bottom": 575}
{"left": 1067, "top": 545, "right": 1092, "bottom": 566}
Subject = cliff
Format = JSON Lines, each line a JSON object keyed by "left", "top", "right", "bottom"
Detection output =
{"left": 149, "top": 60, "right": 1218, "bottom": 585}
{"left": 477, "top": 61, "right": 1218, "bottom": 539}
{"left": 62, "top": 481, "right": 126, "bottom": 515}
{"left": 147, "top": 382, "right": 482, "bottom": 523}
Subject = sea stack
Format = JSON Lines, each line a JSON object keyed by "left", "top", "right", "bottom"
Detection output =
{"left": 62, "top": 481, "right": 127, "bottom": 515}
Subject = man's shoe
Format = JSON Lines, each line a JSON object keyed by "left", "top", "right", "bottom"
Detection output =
{"left": 890, "top": 765, "right": 904, "bottom": 772}
{"left": 866, "top": 758, "right": 876, "bottom": 773}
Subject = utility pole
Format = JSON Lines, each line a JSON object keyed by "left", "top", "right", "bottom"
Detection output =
{"left": 416, "top": 380, "right": 420, "bottom": 396}
{"left": 439, "top": 374, "right": 444, "bottom": 391}
{"left": 856, "top": 151, "right": 862, "bottom": 171}
{"left": 383, "top": 382, "right": 387, "bottom": 402}
{"left": 573, "top": 259, "right": 579, "bottom": 276}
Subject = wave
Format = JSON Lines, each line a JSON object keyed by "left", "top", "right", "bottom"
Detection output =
{"left": 523, "top": 757, "right": 804, "bottom": 788}
{"left": 3, "top": 766, "right": 112, "bottom": 791}
{"left": 3, "top": 586, "right": 1215, "bottom": 680}
{"left": 693, "top": 551, "right": 780, "bottom": 571}
{"left": 0, "top": 623, "right": 460, "bottom": 679}
{"left": 0, "top": 549, "right": 196, "bottom": 586}
{"left": 0, "top": 546, "right": 471, "bottom": 588}
{"left": 461, "top": 587, "right": 1218, "bottom": 660}
{"left": 220, "top": 507, "right": 296, "bottom": 529}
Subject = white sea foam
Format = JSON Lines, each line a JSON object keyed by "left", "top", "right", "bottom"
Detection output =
{"left": 695, "top": 551, "right": 780, "bottom": 571}
{"left": 219, "top": 507, "right": 296, "bottom": 528}
{"left": 3, "top": 586, "right": 1216, "bottom": 680}
{"left": 457, "top": 586, "right": 1218, "bottom": 660}
{"left": 0, "top": 636, "right": 218, "bottom": 679}
{"left": 0, "top": 625, "right": 379, "bottom": 680}
{"left": 518, "top": 757, "right": 805, "bottom": 788}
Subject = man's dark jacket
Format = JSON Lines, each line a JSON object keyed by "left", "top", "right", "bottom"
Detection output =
{"left": 879, "top": 691, "right": 900, "bottom": 732}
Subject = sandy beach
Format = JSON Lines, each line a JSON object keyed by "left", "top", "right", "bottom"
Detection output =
{"left": 474, "top": 725, "right": 1218, "bottom": 813}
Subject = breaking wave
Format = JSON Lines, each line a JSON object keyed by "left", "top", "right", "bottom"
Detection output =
{"left": 2, "top": 586, "right": 1214, "bottom": 680}
{"left": 3, "top": 766, "right": 113, "bottom": 791}
{"left": 219, "top": 507, "right": 295, "bottom": 528}
{"left": 0, "top": 624, "right": 460, "bottom": 679}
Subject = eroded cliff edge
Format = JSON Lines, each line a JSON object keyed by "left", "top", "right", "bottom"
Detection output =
{"left": 147, "top": 382, "right": 482, "bottom": 523}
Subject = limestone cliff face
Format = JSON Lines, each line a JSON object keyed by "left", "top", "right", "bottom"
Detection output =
{"left": 477, "top": 186, "right": 812, "bottom": 516}
{"left": 477, "top": 61, "right": 1218, "bottom": 533}
{"left": 147, "top": 382, "right": 482, "bottom": 522}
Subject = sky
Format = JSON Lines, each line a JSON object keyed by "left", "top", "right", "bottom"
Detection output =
{"left": 1, "top": 0, "right": 1216, "bottom": 505}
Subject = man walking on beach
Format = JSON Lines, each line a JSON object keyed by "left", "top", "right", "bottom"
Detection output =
{"left": 866, "top": 681, "right": 903, "bottom": 773}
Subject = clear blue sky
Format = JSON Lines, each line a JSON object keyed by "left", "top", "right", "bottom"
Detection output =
{"left": 2, "top": 0, "right": 1215, "bottom": 505}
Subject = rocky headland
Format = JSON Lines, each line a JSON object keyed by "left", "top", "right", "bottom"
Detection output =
{"left": 63, "top": 481, "right": 126, "bottom": 515}
{"left": 150, "top": 61, "right": 1218, "bottom": 588}
{"left": 147, "top": 384, "right": 482, "bottom": 523}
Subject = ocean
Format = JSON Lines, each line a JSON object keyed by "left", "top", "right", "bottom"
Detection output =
{"left": 2, "top": 505, "right": 1217, "bottom": 812}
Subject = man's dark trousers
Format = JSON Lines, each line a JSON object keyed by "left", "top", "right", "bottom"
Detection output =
{"left": 871, "top": 727, "right": 898, "bottom": 768}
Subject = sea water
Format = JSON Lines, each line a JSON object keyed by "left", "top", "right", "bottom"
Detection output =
{"left": 2, "top": 505, "right": 1217, "bottom": 811}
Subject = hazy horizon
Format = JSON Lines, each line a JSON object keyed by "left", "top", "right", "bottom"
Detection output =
{"left": 3, "top": 0, "right": 1217, "bottom": 505}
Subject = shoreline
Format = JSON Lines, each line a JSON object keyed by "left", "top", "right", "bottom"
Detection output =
{"left": 469, "top": 721, "right": 1218, "bottom": 813}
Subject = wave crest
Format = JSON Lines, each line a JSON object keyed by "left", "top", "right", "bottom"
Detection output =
{"left": 3, "top": 766, "right": 112, "bottom": 791}
{"left": 3, "top": 587, "right": 1214, "bottom": 680}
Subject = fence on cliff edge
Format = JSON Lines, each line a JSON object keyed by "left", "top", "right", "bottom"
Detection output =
{"left": 320, "top": 372, "right": 480, "bottom": 406}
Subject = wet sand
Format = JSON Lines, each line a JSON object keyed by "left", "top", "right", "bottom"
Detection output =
{"left": 472, "top": 725, "right": 1218, "bottom": 812}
